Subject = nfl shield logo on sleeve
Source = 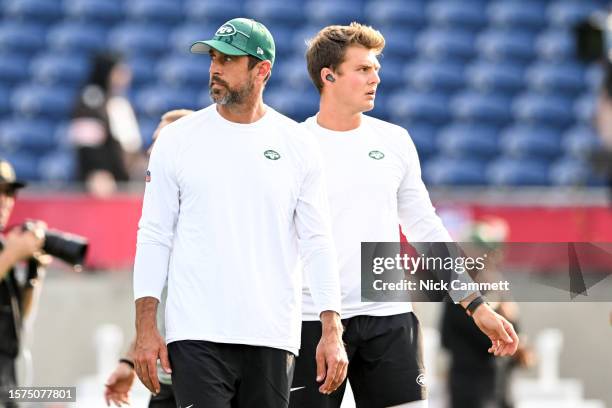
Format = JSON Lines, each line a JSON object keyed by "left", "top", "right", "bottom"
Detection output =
{"left": 145, "top": 170, "right": 151, "bottom": 182}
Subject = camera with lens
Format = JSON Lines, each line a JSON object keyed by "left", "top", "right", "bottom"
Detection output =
{"left": 22, "top": 220, "right": 89, "bottom": 268}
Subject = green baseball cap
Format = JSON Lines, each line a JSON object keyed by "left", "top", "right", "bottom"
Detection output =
{"left": 191, "top": 18, "right": 276, "bottom": 66}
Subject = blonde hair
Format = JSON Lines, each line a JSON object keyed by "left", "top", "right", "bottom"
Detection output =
{"left": 306, "top": 22, "right": 385, "bottom": 93}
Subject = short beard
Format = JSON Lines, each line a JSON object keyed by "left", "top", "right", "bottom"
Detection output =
{"left": 209, "top": 76, "right": 255, "bottom": 106}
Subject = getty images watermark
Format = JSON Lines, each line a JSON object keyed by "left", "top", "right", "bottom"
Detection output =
{"left": 361, "top": 242, "right": 612, "bottom": 302}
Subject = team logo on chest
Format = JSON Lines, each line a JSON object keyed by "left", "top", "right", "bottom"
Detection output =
{"left": 368, "top": 150, "right": 385, "bottom": 160}
{"left": 263, "top": 150, "right": 281, "bottom": 160}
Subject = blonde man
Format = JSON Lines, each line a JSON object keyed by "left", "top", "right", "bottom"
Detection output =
{"left": 290, "top": 23, "right": 519, "bottom": 408}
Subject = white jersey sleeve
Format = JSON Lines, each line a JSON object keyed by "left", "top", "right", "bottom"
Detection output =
{"left": 133, "top": 127, "right": 180, "bottom": 301}
{"left": 294, "top": 138, "right": 341, "bottom": 317}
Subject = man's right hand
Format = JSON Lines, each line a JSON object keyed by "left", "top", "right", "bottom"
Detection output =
{"left": 104, "top": 361, "right": 136, "bottom": 407}
{"left": 3, "top": 223, "right": 45, "bottom": 262}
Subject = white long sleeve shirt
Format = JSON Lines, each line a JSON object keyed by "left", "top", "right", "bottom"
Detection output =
{"left": 133, "top": 105, "right": 341, "bottom": 354}
{"left": 300, "top": 114, "right": 452, "bottom": 320}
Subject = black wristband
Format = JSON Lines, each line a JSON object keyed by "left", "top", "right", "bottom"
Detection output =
{"left": 119, "top": 358, "right": 135, "bottom": 369}
{"left": 466, "top": 296, "right": 486, "bottom": 317}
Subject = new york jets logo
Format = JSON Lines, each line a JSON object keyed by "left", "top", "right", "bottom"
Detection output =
{"left": 368, "top": 150, "right": 385, "bottom": 160}
{"left": 216, "top": 23, "right": 236, "bottom": 36}
{"left": 264, "top": 150, "right": 281, "bottom": 160}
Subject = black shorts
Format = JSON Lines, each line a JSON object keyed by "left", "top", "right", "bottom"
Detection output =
{"left": 148, "top": 383, "right": 175, "bottom": 408}
{"left": 290, "top": 313, "right": 426, "bottom": 408}
{"left": 168, "top": 340, "right": 295, "bottom": 408}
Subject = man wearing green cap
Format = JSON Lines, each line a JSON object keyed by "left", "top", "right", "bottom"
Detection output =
{"left": 132, "top": 18, "right": 347, "bottom": 408}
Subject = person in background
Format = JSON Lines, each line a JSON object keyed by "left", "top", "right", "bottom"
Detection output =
{"left": 69, "top": 52, "right": 144, "bottom": 198}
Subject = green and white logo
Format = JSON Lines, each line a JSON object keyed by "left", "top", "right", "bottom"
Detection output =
{"left": 264, "top": 150, "right": 281, "bottom": 160}
{"left": 369, "top": 150, "right": 385, "bottom": 160}
{"left": 216, "top": 23, "right": 237, "bottom": 36}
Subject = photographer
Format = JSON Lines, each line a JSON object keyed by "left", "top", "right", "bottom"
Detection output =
{"left": 0, "top": 159, "right": 46, "bottom": 407}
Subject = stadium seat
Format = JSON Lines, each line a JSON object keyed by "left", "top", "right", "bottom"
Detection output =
{"left": 562, "top": 125, "right": 601, "bottom": 157}
{"left": 184, "top": 0, "right": 242, "bottom": 25}
{"left": 263, "top": 25, "right": 294, "bottom": 55}
{"left": 134, "top": 86, "right": 200, "bottom": 119}
{"left": 437, "top": 124, "right": 500, "bottom": 158}
{"left": 11, "top": 84, "right": 76, "bottom": 119}
{"left": 305, "top": 0, "right": 364, "bottom": 25}
{"left": 513, "top": 93, "right": 574, "bottom": 127}
{"left": 547, "top": 1, "right": 605, "bottom": 27}
{"left": 0, "top": 22, "right": 46, "bottom": 55}
{"left": 275, "top": 57, "right": 311, "bottom": 90}
{"left": 63, "top": 0, "right": 124, "bottom": 24}
{"left": 47, "top": 22, "right": 108, "bottom": 55}
{"left": 487, "top": 157, "right": 550, "bottom": 186}
{"left": 127, "top": 56, "right": 158, "bottom": 88}
{"left": 38, "top": 148, "right": 77, "bottom": 183}
{"left": 405, "top": 59, "right": 465, "bottom": 93}
{"left": 574, "top": 92, "right": 596, "bottom": 124}
{"left": 585, "top": 64, "right": 603, "bottom": 91}
{"left": 536, "top": 29, "right": 575, "bottom": 61}
{"left": 366, "top": 0, "right": 426, "bottom": 27}
{"left": 416, "top": 29, "right": 476, "bottom": 61}
{"left": 169, "top": 24, "right": 208, "bottom": 54}
{"left": 4, "top": 0, "right": 63, "bottom": 23}
{"left": 366, "top": 88, "right": 390, "bottom": 121}
{"left": 488, "top": 1, "right": 547, "bottom": 31}
{"left": 451, "top": 91, "right": 512, "bottom": 125}
{"left": 526, "top": 62, "right": 586, "bottom": 95}
{"left": 157, "top": 55, "right": 208, "bottom": 88}
{"left": 423, "top": 157, "right": 488, "bottom": 186}
{"left": 126, "top": 0, "right": 184, "bottom": 25}
{"left": 107, "top": 24, "right": 170, "bottom": 56}
{"left": 30, "top": 53, "right": 90, "bottom": 87}
{"left": 265, "top": 88, "right": 319, "bottom": 122}
{"left": 244, "top": 1, "right": 303, "bottom": 27}
{"left": 2, "top": 151, "right": 40, "bottom": 181}
{"left": 387, "top": 91, "right": 450, "bottom": 124}
{"left": 381, "top": 29, "right": 417, "bottom": 60}
{"left": 378, "top": 59, "right": 404, "bottom": 90}
{"left": 0, "top": 86, "right": 11, "bottom": 115}
{"left": 427, "top": 1, "right": 488, "bottom": 30}
{"left": 0, "top": 52, "right": 30, "bottom": 84}
{"left": 402, "top": 122, "right": 438, "bottom": 159}
{"left": 477, "top": 29, "right": 536, "bottom": 62}
{"left": 549, "top": 156, "right": 592, "bottom": 186}
{"left": 0, "top": 118, "right": 61, "bottom": 153}
{"left": 500, "top": 125, "right": 562, "bottom": 159}
{"left": 466, "top": 60, "right": 525, "bottom": 94}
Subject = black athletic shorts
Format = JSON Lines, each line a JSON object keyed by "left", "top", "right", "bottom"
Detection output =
{"left": 148, "top": 383, "right": 176, "bottom": 408}
{"left": 168, "top": 340, "right": 295, "bottom": 408}
{"left": 290, "top": 312, "right": 426, "bottom": 408}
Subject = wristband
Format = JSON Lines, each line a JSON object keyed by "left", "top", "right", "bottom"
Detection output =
{"left": 119, "top": 358, "right": 135, "bottom": 369}
{"left": 466, "top": 296, "right": 486, "bottom": 317}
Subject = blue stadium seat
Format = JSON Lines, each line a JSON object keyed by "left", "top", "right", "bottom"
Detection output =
{"left": 138, "top": 117, "right": 159, "bottom": 149}
{"left": 378, "top": 59, "right": 404, "bottom": 90}
{"left": 549, "top": 156, "right": 591, "bottom": 186}
{"left": 547, "top": 1, "right": 604, "bottom": 27}
{"left": 108, "top": 24, "right": 170, "bottom": 56}
{"left": 427, "top": 1, "right": 488, "bottom": 30}
{"left": 126, "top": 0, "right": 184, "bottom": 25}
{"left": 157, "top": 55, "right": 208, "bottom": 88}
{"left": 437, "top": 124, "right": 500, "bottom": 158}
{"left": 477, "top": 29, "right": 536, "bottom": 62}
{"left": 63, "top": 0, "right": 124, "bottom": 24}
{"left": 134, "top": 86, "right": 200, "bottom": 118}
{"left": 536, "top": 29, "right": 575, "bottom": 61}
{"left": 291, "top": 25, "right": 321, "bottom": 54}
{"left": 305, "top": 0, "right": 364, "bottom": 25}
{"left": 39, "top": 148, "right": 77, "bottom": 183}
{"left": 526, "top": 62, "right": 586, "bottom": 95}
{"left": 366, "top": 88, "right": 390, "bottom": 121}
{"left": 416, "top": 29, "right": 476, "bottom": 61}
{"left": 127, "top": 56, "right": 158, "bottom": 87}
{"left": 488, "top": 1, "right": 546, "bottom": 30}
{"left": 402, "top": 122, "right": 438, "bottom": 158}
{"left": 275, "top": 57, "right": 311, "bottom": 90}
{"left": 574, "top": 92, "right": 596, "bottom": 124}
{"left": 266, "top": 88, "right": 319, "bottom": 122}
{"left": 562, "top": 125, "right": 601, "bottom": 157}
{"left": 4, "top": 0, "right": 63, "bottom": 23}
{"left": 30, "top": 53, "right": 90, "bottom": 87}
{"left": 47, "top": 22, "right": 108, "bottom": 55}
{"left": 585, "top": 63, "right": 603, "bottom": 91}
{"left": 184, "top": 0, "right": 242, "bottom": 25}
{"left": 388, "top": 91, "right": 450, "bottom": 124}
{"left": 244, "top": 1, "right": 303, "bottom": 26}
{"left": 0, "top": 23, "right": 46, "bottom": 55}
{"left": 170, "top": 24, "right": 207, "bottom": 54}
{"left": 0, "top": 53, "right": 30, "bottom": 84}
{"left": 487, "top": 157, "right": 550, "bottom": 186}
{"left": 382, "top": 29, "right": 417, "bottom": 59}
{"left": 0, "top": 119, "right": 60, "bottom": 153}
{"left": 366, "top": 0, "right": 426, "bottom": 27}
{"left": 11, "top": 84, "right": 76, "bottom": 119}
{"left": 424, "top": 157, "right": 488, "bottom": 186}
{"left": 513, "top": 93, "right": 574, "bottom": 127}
{"left": 451, "top": 91, "right": 512, "bottom": 125}
{"left": 500, "top": 125, "right": 562, "bottom": 159}
{"left": 263, "top": 25, "right": 294, "bottom": 55}
{"left": 2, "top": 151, "right": 40, "bottom": 181}
{"left": 404, "top": 59, "right": 465, "bottom": 92}
{"left": 466, "top": 61, "right": 524, "bottom": 94}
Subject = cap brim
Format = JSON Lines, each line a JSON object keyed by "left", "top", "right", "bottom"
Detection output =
{"left": 0, "top": 181, "right": 26, "bottom": 190}
{"left": 190, "top": 40, "right": 249, "bottom": 56}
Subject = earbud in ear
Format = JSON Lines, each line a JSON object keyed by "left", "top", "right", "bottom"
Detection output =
{"left": 326, "top": 74, "right": 335, "bottom": 83}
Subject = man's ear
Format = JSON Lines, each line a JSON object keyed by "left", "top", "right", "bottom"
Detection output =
{"left": 258, "top": 60, "right": 272, "bottom": 81}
